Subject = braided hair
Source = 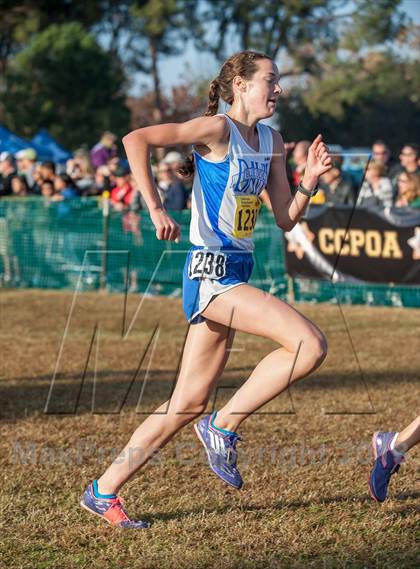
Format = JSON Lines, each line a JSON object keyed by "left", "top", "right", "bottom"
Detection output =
{"left": 178, "top": 50, "right": 272, "bottom": 178}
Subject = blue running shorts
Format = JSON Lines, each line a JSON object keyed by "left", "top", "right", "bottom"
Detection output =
{"left": 182, "top": 246, "right": 254, "bottom": 324}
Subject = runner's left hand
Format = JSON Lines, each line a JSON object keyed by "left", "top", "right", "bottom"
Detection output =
{"left": 305, "top": 134, "right": 332, "bottom": 179}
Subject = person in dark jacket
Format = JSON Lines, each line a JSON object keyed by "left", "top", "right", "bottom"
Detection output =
{"left": 371, "top": 140, "right": 399, "bottom": 178}
{"left": 0, "top": 153, "right": 17, "bottom": 197}
{"left": 319, "top": 156, "right": 357, "bottom": 205}
{"left": 156, "top": 160, "right": 187, "bottom": 211}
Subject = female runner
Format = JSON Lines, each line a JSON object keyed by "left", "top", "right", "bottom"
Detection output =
{"left": 81, "top": 50, "right": 332, "bottom": 528}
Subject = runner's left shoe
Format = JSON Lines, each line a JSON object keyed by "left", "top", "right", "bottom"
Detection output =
{"left": 194, "top": 412, "right": 243, "bottom": 489}
{"left": 371, "top": 431, "right": 397, "bottom": 460}
{"left": 369, "top": 432, "right": 404, "bottom": 503}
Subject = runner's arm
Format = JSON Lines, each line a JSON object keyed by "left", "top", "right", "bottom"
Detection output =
{"left": 122, "top": 116, "right": 226, "bottom": 212}
{"left": 266, "top": 131, "right": 318, "bottom": 232}
{"left": 122, "top": 115, "right": 226, "bottom": 241}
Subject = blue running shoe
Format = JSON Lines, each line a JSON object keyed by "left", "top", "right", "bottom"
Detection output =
{"left": 80, "top": 482, "right": 151, "bottom": 528}
{"left": 369, "top": 450, "right": 402, "bottom": 502}
{"left": 194, "top": 413, "right": 243, "bottom": 489}
{"left": 372, "top": 431, "right": 397, "bottom": 460}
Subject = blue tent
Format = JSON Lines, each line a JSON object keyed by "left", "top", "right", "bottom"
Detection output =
{"left": 31, "top": 130, "right": 72, "bottom": 163}
{"left": 0, "top": 124, "right": 34, "bottom": 155}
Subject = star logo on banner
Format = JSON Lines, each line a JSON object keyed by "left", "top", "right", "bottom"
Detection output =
{"left": 407, "top": 226, "right": 420, "bottom": 260}
{"left": 286, "top": 222, "right": 315, "bottom": 259}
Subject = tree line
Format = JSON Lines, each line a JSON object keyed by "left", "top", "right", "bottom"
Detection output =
{"left": 0, "top": 0, "right": 418, "bottom": 151}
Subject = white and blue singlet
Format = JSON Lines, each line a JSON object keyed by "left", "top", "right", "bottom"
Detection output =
{"left": 182, "top": 113, "right": 274, "bottom": 323}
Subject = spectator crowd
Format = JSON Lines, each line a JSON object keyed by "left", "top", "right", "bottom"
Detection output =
{"left": 285, "top": 139, "right": 420, "bottom": 211}
{"left": 0, "top": 131, "right": 192, "bottom": 213}
{"left": 1, "top": 131, "right": 419, "bottom": 213}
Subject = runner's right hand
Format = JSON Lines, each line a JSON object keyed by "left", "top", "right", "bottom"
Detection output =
{"left": 150, "top": 207, "right": 181, "bottom": 242}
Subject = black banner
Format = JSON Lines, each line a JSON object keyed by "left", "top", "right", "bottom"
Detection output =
{"left": 284, "top": 206, "right": 420, "bottom": 284}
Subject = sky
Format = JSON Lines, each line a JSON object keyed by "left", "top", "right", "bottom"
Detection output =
{"left": 131, "top": 0, "right": 420, "bottom": 95}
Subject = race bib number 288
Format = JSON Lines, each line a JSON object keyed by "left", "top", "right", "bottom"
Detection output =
{"left": 188, "top": 250, "right": 227, "bottom": 280}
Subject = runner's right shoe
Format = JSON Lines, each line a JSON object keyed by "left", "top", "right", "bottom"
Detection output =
{"left": 80, "top": 482, "right": 151, "bottom": 528}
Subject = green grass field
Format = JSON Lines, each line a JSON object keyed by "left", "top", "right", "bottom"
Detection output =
{"left": 1, "top": 290, "right": 419, "bottom": 569}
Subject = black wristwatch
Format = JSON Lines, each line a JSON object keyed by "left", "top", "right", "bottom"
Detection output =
{"left": 296, "top": 180, "right": 319, "bottom": 197}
